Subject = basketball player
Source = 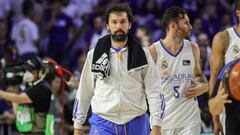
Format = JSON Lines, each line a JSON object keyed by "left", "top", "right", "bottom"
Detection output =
{"left": 209, "top": 59, "right": 240, "bottom": 135}
{"left": 148, "top": 6, "right": 208, "bottom": 135}
{"left": 209, "top": 0, "right": 240, "bottom": 134}
{"left": 72, "top": 3, "right": 162, "bottom": 135}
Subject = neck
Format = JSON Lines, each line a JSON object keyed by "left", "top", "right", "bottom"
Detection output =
{"left": 111, "top": 38, "right": 128, "bottom": 48}
{"left": 162, "top": 33, "right": 183, "bottom": 55}
{"left": 164, "top": 33, "right": 182, "bottom": 47}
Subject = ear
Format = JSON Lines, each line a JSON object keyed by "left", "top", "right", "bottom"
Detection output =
{"left": 236, "top": 10, "right": 240, "bottom": 18}
{"left": 169, "top": 22, "right": 176, "bottom": 29}
{"left": 106, "top": 24, "right": 110, "bottom": 31}
{"left": 129, "top": 23, "right": 132, "bottom": 30}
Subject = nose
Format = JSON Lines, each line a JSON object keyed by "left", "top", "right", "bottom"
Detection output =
{"left": 116, "top": 22, "right": 123, "bottom": 29}
{"left": 189, "top": 24, "right": 193, "bottom": 31}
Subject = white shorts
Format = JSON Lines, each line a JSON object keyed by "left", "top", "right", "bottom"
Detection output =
{"left": 161, "top": 122, "right": 201, "bottom": 135}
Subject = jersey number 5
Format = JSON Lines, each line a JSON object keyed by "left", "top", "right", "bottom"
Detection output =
{"left": 173, "top": 86, "right": 180, "bottom": 98}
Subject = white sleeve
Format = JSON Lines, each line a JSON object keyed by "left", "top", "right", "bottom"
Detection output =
{"left": 143, "top": 49, "right": 162, "bottom": 128}
{"left": 72, "top": 50, "right": 94, "bottom": 129}
{"left": 31, "top": 23, "right": 39, "bottom": 41}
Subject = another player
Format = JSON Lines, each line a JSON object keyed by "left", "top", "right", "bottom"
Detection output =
{"left": 149, "top": 6, "right": 208, "bottom": 135}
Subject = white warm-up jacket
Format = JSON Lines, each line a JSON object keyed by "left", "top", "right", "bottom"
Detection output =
{"left": 73, "top": 47, "right": 162, "bottom": 129}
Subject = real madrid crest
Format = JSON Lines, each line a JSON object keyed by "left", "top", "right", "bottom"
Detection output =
{"left": 161, "top": 60, "right": 168, "bottom": 69}
{"left": 233, "top": 45, "right": 240, "bottom": 54}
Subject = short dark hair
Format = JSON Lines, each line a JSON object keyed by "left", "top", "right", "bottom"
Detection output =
{"left": 104, "top": 3, "right": 134, "bottom": 24}
{"left": 234, "top": 0, "right": 240, "bottom": 10}
{"left": 162, "top": 6, "right": 188, "bottom": 32}
{"left": 22, "top": 0, "right": 34, "bottom": 16}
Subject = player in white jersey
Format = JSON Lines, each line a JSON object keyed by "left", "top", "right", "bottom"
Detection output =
{"left": 149, "top": 6, "right": 208, "bottom": 135}
{"left": 209, "top": 0, "right": 240, "bottom": 134}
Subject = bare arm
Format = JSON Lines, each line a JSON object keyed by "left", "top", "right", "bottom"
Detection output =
{"left": 192, "top": 43, "right": 208, "bottom": 84}
{"left": 185, "top": 43, "right": 208, "bottom": 98}
{"left": 148, "top": 45, "right": 157, "bottom": 64}
{"left": 209, "top": 30, "right": 229, "bottom": 135}
{"left": 209, "top": 30, "right": 229, "bottom": 96}
{"left": 0, "top": 91, "right": 32, "bottom": 104}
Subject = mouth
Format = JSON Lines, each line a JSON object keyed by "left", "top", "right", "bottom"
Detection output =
{"left": 115, "top": 30, "right": 124, "bottom": 35}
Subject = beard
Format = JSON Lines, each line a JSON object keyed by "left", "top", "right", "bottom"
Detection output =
{"left": 111, "top": 30, "right": 128, "bottom": 42}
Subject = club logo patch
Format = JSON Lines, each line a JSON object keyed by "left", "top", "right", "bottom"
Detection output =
{"left": 161, "top": 60, "right": 168, "bottom": 69}
{"left": 233, "top": 45, "right": 240, "bottom": 54}
{"left": 183, "top": 60, "right": 191, "bottom": 66}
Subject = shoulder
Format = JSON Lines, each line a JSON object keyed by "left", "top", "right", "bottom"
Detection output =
{"left": 213, "top": 30, "right": 230, "bottom": 46}
{"left": 26, "top": 19, "right": 38, "bottom": 29}
{"left": 148, "top": 45, "right": 157, "bottom": 56}
{"left": 190, "top": 42, "right": 199, "bottom": 52}
{"left": 212, "top": 29, "right": 230, "bottom": 52}
{"left": 148, "top": 45, "right": 157, "bottom": 63}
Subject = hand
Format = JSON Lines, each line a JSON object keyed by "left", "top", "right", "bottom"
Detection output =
{"left": 184, "top": 80, "right": 208, "bottom": 99}
{"left": 150, "top": 125, "right": 161, "bottom": 135}
{"left": 211, "top": 82, "right": 232, "bottom": 115}
{"left": 74, "top": 128, "right": 84, "bottom": 135}
{"left": 213, "top": 116, "right": 224, "bottom": 135}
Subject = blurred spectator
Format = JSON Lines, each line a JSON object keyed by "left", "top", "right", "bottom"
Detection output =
{"left": 11, "top": 0, "right": 39, "bottom": 62}
{"left": 190, "top": 18, "right": 203, "bottom": 42}
{"left": 0, "top": 0, "right": 11, "bottom": 22}
{"left": 45, "top": 0, "right": 76, "bottom": 65}
{"left": 9, "top": 0, "right": 24, "bottom": 24}
{"left": 139, "top": 0, "right": 160, "bottom": 17}
{"left": 0, "top": 86, "right": 18, "bottom": 135}
{"left": 87, "top": 15, "right": 108, "bottom": 50}
{"left": 0, "top": 21, "right": 11, "bottom": 59}
{"left": 196, "top": 33, "right": 213, "bottom": 134}
{"left": 220, "top": 14, "right": 233, "bottom": 31}
{"left": 201, "top": 4, "right": 221, "bottom": 38}
{"left": 135, "top": 25, "right": 151, "bottom": 47}
{"left": 151, "top": 17, "right": 165, "bottom": 42}
{"left": 197, "top": 33, "right": 211, "bottom": 80}
{"left": 180, "top": 0, "right": 199, "bottom": 20}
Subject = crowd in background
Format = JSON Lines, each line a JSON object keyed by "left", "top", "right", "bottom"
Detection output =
{"left": 0, "top": 0, "right": 236, "bottom": 134}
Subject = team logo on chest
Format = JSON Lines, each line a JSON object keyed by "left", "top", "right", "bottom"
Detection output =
{"left": 232, "top": 45, "right": 240, "bottom": 54}
{"left": 161, "top": 60, "right": 168, "bottom": 69}
{"left": 183, "top": 60, "right": 191, "bottom": 66}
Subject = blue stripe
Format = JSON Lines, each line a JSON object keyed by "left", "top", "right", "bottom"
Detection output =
{"left": 159, "top": 40, "right": 184, "bottom": 57}
{"left": 233, "top": 27, "right": 240, "bottom": 39}
{"left": 160, "top": 94, "right": 165, "bottom": 119}
{"left": 218, "top": 59, "right": 240, "bottom": 80}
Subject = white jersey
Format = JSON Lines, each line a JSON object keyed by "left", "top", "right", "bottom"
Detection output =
{"left": 153, "top": 39, "right": 201, "bottom": 129}
{"left": 11, "top": 18, "right": 39, "bottom": 55}
{"left": 225, "top": 27, "right": 240, "bottom": 63}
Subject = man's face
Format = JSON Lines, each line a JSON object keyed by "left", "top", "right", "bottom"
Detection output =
{"left": 175, "top": 14, "right": 192, "bottom": 39}
{"left": 106, "top": 12, "right": 131, "bottom": 42}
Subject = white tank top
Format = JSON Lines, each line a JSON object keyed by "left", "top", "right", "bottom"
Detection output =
{"left": 225, "top": 27, "right": 240, "bottom": 63}
{"left": 153, "top": 39, "right": 201, "bottom": 129}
